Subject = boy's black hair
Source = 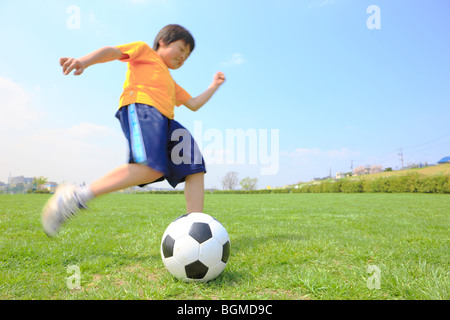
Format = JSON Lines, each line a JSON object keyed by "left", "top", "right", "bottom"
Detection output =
{"left": 153, "top": 24, "right": 195, "bottom": 53}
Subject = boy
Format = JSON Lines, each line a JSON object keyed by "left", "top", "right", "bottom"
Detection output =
{"left": 42, "top": 24, "right": 225, "bottom": 237}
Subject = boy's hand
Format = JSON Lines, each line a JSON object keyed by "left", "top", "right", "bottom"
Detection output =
{"left": 212, "top": 71, "right": 226, "bottom": 87}
{"left": 60, "top": 57, "right": 85, "bottom": 76}
{"left": 185, "top": 71, "right": 226, "bottom": 111}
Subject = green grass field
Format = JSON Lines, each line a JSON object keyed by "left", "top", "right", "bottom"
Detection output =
{"left": 0, "top": 193, "right": 448, "bottom": 300}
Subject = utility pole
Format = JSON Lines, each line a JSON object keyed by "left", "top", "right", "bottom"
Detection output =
{"left": 398, "top": 148, "right": 404, "bottom": 169}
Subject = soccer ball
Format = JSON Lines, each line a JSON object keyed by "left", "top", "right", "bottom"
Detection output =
{"left": 160, "top": 212, "right": 231, "bottom": 282}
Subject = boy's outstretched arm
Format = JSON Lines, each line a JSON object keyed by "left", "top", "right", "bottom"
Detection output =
{"left": 60, "top": 47, "right": 128, "bottom": 76}
{"left": 184, "top": 71, "right": 226, "bottom": 111}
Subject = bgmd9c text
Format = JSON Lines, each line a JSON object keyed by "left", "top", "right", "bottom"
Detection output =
{"left": 222, "top": 304, "right": 272, "bottom": 315}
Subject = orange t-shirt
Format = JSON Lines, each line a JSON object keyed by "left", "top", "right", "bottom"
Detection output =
{"left": 116, "top": 41, "right": 192, "bottom": 119}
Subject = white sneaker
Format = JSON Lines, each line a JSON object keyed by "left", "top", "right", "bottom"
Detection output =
{"left": 41, "top": 184, "right": 88, "bottom": 237}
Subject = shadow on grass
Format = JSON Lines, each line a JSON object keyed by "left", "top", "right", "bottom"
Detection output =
{"left": 196, "top": 233, "right": 307, "bottom": 287}
{"left": 231, "top": 233, "right": 306, "bottom": 253}
{"left": 204, "top": 269, "right": 251, "bottom": 287}
{"left": 164, "top": 268, "right": 251, "bottom": 289}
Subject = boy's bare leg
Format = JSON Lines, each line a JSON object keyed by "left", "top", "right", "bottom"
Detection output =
{"left": 184, "top": 172, "right": 205, "bottom": 213}
{"left": 42, "top": 163, "right": 163, "bottom": 237}
{"left": 90, "top": 163, "right": 164, "bottom": 197}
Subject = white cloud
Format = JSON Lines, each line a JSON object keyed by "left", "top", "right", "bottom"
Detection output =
{"left": 1, "top": 122, "right": 126, "bottom": 185}
{"left": 325, "top": 148, "right": 361, "bottom": 159}
{"left": 66, "top": 122, "right": 112, "bottom": 139}
{"left": 281, "top": 147, "right": 361, "bottom": 180}
{"left": 220, "top": 53, "right": 245, "bottom": 67}
{"left": 129, "top": 0, "right": 167, "bottom": 3}
{"left": 87, "top": 11, "right": 115, "bottom": 37}
{"left": 286, "top": 148, "right": 322, "bottom": 157}
{"left": 0, "top": 77, "right": 126, "bottom": 184}
{"left": 285, "top": 147, "right": 360, "bottom": 159}
{"left": 308, "top": 0, "right": 336, "bottom": 9}
{"left": 0, "top": 77, "right": 41, "bottom": 130}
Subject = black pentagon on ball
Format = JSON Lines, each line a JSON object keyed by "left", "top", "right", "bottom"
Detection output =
{"left": 161, "top": 234, "right": 175, "bottom": 258}
{"left": 222, "top": 241, "right": 231, "bottom": 263}
{"left": 185, "top": 260, "right": 209, "bottom": 279}
{"left": 189, "top": 222, "right": 212, "bottom": 244}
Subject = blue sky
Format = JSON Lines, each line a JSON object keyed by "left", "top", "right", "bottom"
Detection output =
{"left": 0, "top": 0, "right": 449, "bottom": 189}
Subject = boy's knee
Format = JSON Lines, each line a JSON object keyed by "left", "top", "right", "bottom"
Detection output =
{"left": 186, "top": 172, "right": 204, "bottom": 179}
{"left": 185, "top": 172, "right": 205, "bottom": 186}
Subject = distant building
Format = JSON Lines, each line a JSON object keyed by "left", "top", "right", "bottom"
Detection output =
{"left": 437, "top": 156, "right": 450, "bottom": 165}
{"left": 3, "top": 176, "right": 58, "bottom": 194}
{"left": 9, "top": 176, "right": 34, "bottom": 187}
{"left": 7, "top": 176, "right": 34, "bottom": 193}
{"left": 336, "top": 172, "right": 346, "bottom": 179}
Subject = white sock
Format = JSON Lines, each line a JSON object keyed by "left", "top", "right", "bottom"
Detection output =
{"left": 74, "top": 185, "right": 95, "bottom": 208}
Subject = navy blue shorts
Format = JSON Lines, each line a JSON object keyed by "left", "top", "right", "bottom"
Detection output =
{"left": 115, "top": 103, "right": 206, "bottom": 188}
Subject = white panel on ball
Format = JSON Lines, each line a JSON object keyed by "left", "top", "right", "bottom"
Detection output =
{"left": 172, "top": 235, "right": 200, "bottom": 266}
{"left": 209, "top": 219, "right": 230, "bottom": 245}
{"left": 199, "top": 238, "right": 223, "bottom": 267}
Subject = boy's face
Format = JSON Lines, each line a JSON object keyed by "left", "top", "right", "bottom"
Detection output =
{"left": 157, "top": 39, "right": 191, "bottom": 70}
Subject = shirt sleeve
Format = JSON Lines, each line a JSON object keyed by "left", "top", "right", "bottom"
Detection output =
{"left": 174, "top": 82, "right": 192, "bottom": 106}
{"left": 115, "top": 41, "right": 149, "bottom": 62}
